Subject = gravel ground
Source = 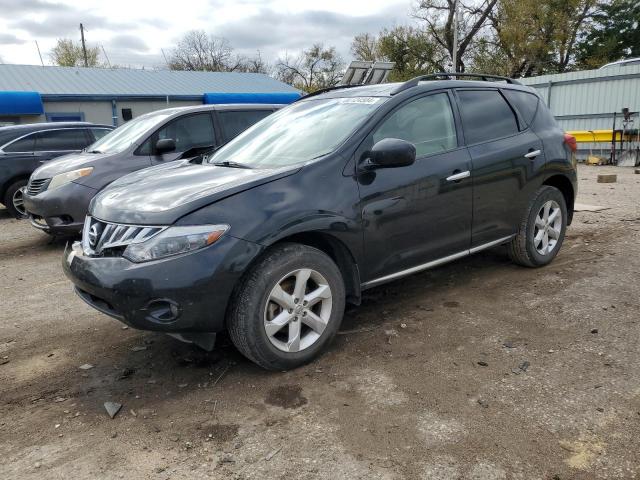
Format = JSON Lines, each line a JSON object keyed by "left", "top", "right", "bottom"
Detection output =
{"left": 1, "top": 164, "right": 639, "bottom": 480}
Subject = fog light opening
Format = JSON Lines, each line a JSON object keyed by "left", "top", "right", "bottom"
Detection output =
{"left": 146, "top": 299, "right": 181, "bottom": 323}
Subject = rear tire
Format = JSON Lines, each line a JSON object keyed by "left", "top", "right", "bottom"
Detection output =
{"left": 4, "top": 179, "right": 28, "bottom": 219}
{"left": 508, "top": 186, "right": 567, "bottom": 267}
{"left": 227, "top": 243, "right": 345, "bottom": 371}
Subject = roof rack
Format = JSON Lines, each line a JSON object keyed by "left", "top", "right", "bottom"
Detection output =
{"left": 391, "top": 72, "right": 522, "bottom": 95}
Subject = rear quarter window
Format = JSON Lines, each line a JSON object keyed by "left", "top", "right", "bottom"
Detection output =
{"left": 457, "top": 90, "right": 519, "bottom": 145}
{"left": 502, "top": 89, "right": 540, "bottom": 129}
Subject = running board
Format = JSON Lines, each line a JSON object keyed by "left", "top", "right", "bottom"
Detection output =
{"left": 361, "top": 235, "right": 514, "bottom": 289}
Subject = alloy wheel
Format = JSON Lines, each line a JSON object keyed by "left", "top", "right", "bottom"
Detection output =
{"left": 12, "top": 187, "right": 26, "bottom": 217}
{"left": 533, "top": 200, "right": 562, "bottom": 255}
{"left": 263, "top": 268, "right": 333, "bottom": 353}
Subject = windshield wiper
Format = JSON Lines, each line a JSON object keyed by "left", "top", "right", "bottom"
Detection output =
{"left": 86, "top": 149, "right": 103, "bottom": 154}
{"left": 211, "top": 161, "right": 252, "bottom": 169}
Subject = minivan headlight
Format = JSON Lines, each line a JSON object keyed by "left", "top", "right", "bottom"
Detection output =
{"left": 48, "top": 167, "right": 93, "bottom": 190}
{"left": 123, "top": 224, "right": 229, "bottom": 262}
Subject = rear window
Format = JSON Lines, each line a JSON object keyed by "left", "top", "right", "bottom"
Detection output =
{"left": 457, "top": 90, "right": 519, "bottom": 144}
{"left": 218, "top": 110, "right": 272, "bottom": 142}
{"left": 502, "top": 90, "right": 540, "bottom": 129}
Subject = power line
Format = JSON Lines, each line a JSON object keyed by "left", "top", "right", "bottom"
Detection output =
{"left": 35, "top": 40, "right": 44, "bottom": 66}
{"left": 161, "top": 48, "right": 169, "bottom": 68}
{"left": 101, "top": 45, "right": 111, "bottom": 68}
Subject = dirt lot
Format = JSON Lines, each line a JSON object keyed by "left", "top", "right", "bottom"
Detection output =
{"left": 1, "top": 164, "right": 639, "bottom": 480}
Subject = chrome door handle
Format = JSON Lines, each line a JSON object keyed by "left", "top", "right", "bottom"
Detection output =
{"left": 524, "top": 149, "right": 542, "bottom": 159}
{"left": 446, "top": 170, "right": 470, "bottom": 182}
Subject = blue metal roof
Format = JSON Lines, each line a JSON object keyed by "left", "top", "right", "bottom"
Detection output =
{"left": 0, "top": 64, "right": 299, "bottom": 98}
{"left": 204, "top": 92, "right": 300, "bottom": 105}
{"left": 0, "top": 91, "right": 44, "bottom": 115}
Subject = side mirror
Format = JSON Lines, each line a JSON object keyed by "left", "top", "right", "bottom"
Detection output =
{"left": 155, "top": 138, "right": 176, "bottom": 154}
{"left": 365, "top": 138, "right": 416, "bottom": 169}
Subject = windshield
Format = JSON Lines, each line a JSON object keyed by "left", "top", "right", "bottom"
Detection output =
{"left": 87, "top": 111, "right": 173, "bottom": 154}
{"left": 208, "top": 97, "right": 384, "bottom": 168}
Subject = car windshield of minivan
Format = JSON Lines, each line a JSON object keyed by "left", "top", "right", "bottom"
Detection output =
{"left": 208, "top": 97, "right": 384, "bottom": 168}
{"left": 86, "top": 112, "right": 173, "bottom": 154}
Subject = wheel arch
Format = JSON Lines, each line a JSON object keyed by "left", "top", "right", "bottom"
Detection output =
{"left": 268, "top": 231, "right": 362, "bottom": 305}
{"left": 542, "top": 174, "right": 575, "bottom": 225}
{"left": 0, "top": 174, "right": 30, "bottom": 206}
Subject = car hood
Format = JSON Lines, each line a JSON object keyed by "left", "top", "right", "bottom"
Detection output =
{"left": 31, "top": 151, "right": 115, "bottom": 180}
{"left": 90, "top": 160, "right": 299, "bottom": 225}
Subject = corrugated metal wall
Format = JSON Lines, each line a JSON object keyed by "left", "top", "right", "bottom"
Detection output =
{"left": 520, "top": 65, "right": 640, "bottom": 158}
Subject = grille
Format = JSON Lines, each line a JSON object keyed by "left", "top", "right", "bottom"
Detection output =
{"left": 26, "top": 178, "right": 51, "bottom": 196}
{"left": 82, "top": 216, "right": 166, "bottom": 256}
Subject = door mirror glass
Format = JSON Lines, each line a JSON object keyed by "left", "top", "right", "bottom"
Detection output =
{"left": 155, "top": 138, "right": 176, "bottom": 154}
{"left": 367, "top": 138, "right": 416, "bottom": 168}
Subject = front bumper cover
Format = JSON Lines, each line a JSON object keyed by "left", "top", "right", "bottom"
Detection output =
{"left": 23, "top": 181, "right": 97, "bottom": 234}
{"left": 62, "top": 235, "right": 263, "bottom": 333}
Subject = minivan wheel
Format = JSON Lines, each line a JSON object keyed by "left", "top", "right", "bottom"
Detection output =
{"left": 4, "top": 179, "right": 28, "bottom": 219}
{"left": 227, "top": 243, "right": 345, "bottom": 370}
{"left": 508, "top": 185, "right": 567, "bottom": 267}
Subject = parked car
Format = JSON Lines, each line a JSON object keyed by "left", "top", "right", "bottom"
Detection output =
{"left": 63, "top": 74, "right": 578, "bottom": 370}
{"left": 23, "top": 104, "right": 280, "bottom": 234}
{"left": 0, "top": 122, "right": 113, "bottom": 218}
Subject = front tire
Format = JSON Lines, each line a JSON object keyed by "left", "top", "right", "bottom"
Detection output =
{"left": 227, "top": 243, "right": 345, "bottom": 370}
{"left": 508, "top": 186, "right": 567, "bottom": 267}
{"left": 4, "top": 179, "right": 28, "bottom": 219}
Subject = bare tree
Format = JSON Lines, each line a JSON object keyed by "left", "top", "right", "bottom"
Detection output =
{"left": 236, "top": 51, "right": 271, "bottom": 74}
{"left": 50, "top": 38, "right": 100, "bottom": 67}
{"left": 169, "top": 30, "right": 235, "bottom": 71}
{"left": 275, "top": 44, "right": 344, "bottom": 92}
{"left": 414, "top": 0, "right": 498, "bottom": 72}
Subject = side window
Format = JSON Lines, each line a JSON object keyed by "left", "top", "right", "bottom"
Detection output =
{"left": 372, "top": 93, "right": 457, "bottom": 157}
{"left": 502, "top": 90, "right": 540, "bottom": 129}
{"left": 3, "top": 134, "right": 35, "bottom": 152}
{"left": 218, "top": 110, "right": 272, "bottom": 142}
{"left": 149, "top": 113, "right": 215, "bottom": 154}
{"left": 33, "top": 129, "right": 89, "bottom": 151}
{"left": 90, "top": 128, "right": 111, "bottom": 141}
{"left": 457, "top": 90, "right": 519, "bottom": 144}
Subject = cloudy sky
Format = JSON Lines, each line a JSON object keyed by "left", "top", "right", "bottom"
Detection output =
{"left": 0, "top": 0, "right": 414, "bottom": 68}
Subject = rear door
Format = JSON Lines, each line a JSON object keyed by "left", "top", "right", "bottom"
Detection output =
{"left": 455, "top": 88, "right": 546, "bottom": 248}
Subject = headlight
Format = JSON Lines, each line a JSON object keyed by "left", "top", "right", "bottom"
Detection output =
{"left": 48, "top": 167, "right": 93, "bottom": 190}
{"left": 123, "top": 224, "right": 229, "bottom": 262}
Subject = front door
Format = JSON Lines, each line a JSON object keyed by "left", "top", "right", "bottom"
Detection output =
{"left": 357, "top": 92, "right": 473, "bottom": 285}
{"left": 146, "top": 112, "right": 217, "bottom": 164}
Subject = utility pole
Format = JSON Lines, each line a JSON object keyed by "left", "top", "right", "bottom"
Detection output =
{"left": 452, "top": 0, "right": 459, "bottom": 73}
{"left": 80, "top": 23, "right": 88, "bottom": 67}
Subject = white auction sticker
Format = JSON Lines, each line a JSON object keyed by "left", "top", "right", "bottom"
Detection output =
{"left": 337, "top": 97, "right": 382, "bottom": 104}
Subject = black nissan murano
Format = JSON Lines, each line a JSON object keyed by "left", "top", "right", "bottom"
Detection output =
{"left": 63, "top": 74, "right": 578, "bottom": 370}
